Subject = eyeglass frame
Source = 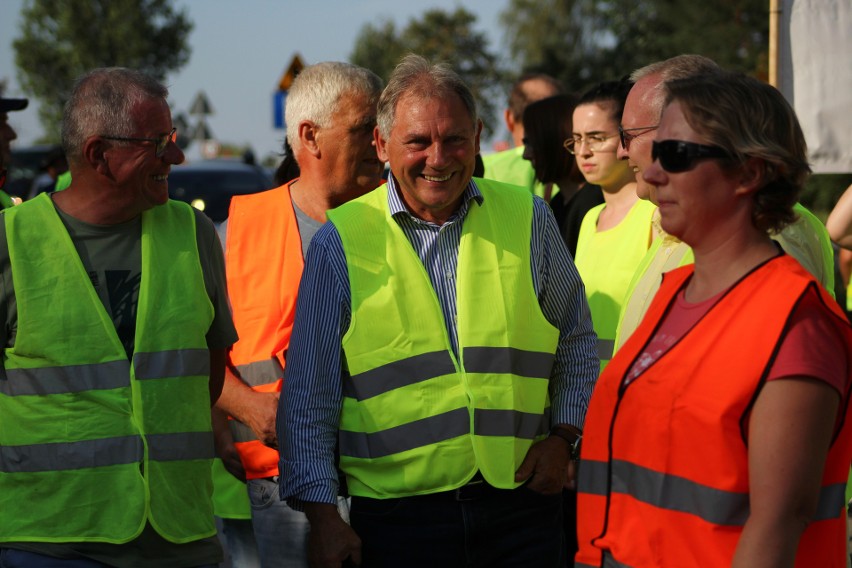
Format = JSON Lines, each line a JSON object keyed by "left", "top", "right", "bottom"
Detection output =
{"left": 563, "top": 133, "right": 618, "bottom": 155}
{"left": 101, "top": 127, "right": 177, "bottom": 157}
{"left": 651, "top": 139, "right": 732, "bottom": 173}
{"left": 618, "top": 124, "right": 659, "bottom": 151}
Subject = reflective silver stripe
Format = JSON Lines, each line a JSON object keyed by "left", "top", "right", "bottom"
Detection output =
{"left": 343, "top": 351, "right": 456, "bottom": 401}
{"left": 596, "top": 339, "right": 614, "bottom": 361}
{"left": 474, "top": 408, "right": 549, "bottom": 439}
{"left": 580, "top": 459, "right": 846, "bottom": 526}
{"left": 134, "top": 349, "right": 209, "bottom": 380}
{"left": 813, "top": 482, "right": 848, "bottom": 521}
{"left": 229, "top": 420, "right": 258, "bottom": 443}
{"left": 148, "top": 431, "right": 214, "bottom": 461}
{"left": 340, "top": 407, "right": 469, "bottom": 459}
{"left": 235, "top": 358, "right": 284, "bottom": 387}
{"left": 574, "top": 563, "right": 602, "bottom": 568}
{"left": 0, "top": 435, "right": 142, "bottom": 473}
{"left": 603, "top": 551, "right": 634, "bottom": 568}
{"left": 578, "top": 458, "right": 609, "bottom": 495}
{"left": 463, "top": 347, "right": 554, "bottom": 379}
{"left": 0, "top": 360, "right": 131, "bottom": 396}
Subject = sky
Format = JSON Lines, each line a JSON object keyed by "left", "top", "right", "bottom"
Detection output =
{"left": 0, "top": 0, "right": 512, "bottom": 164}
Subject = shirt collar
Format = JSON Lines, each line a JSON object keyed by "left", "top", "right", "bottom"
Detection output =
{"left": 385, "top": 174, "right": 484, "bottom": 223}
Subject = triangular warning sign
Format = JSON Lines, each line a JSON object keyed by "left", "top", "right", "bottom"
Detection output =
{"left": 278, "top": 54, "right": 306, "bottom": 92}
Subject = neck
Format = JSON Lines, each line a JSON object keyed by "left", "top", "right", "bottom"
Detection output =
{"left": 687, "top": 229, "right": 778, "bottom": 302}
{"left": 288, "top": 178, "right": 338, "bottom": 224}
{"left": 52, "top": 184, "right": 141, "bottom": 225}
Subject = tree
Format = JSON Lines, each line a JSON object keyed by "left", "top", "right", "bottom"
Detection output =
{"left": 350, "top": 8, "right": 504, "bottom": 136}
{"left": 501, "top": 0, "right": 769, "bottom": 93}
{"left": 13, "top": 0, "right": 193, "bottom": 141}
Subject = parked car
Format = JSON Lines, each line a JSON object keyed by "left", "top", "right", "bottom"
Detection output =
{"left": 7, "top": 145, "right": 60, "bottom": 198}
{"left": 168, "top": 160, "right": 274, "bottom": 223}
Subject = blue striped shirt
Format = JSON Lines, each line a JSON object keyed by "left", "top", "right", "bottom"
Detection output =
{"left": 279, "top": 176, "right": 598, "bottom": 507}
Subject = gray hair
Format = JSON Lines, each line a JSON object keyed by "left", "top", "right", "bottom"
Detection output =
{"left": 62, "top": 67, "right": 168, "bottom": 165}
{"left": 629, "top": 54, "right": 720, "bottom": 121}
{"left": 285, "top": 62, "right": 383, "bottom": 154}
{"left": 377, "top": 54, "right": 477, "bottom": 139}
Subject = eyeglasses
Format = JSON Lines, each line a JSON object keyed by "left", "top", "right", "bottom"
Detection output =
{"left": 651, "top": 140, "right": 731, "bottom": 173}
{"left": 101, "top": 127, "right": 177, "bottom": 157}
{"left": 618, "top": 124, "right": 658, "bottom": 151}
{"left": 563, "top": 134, "right": 616, "bottom": 155}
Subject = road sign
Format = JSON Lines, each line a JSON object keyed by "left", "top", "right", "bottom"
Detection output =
{"left": 189, "top": 91, "right": 214, "bottom": 116}
{"left": 278, "top": 54, "right": 305, "bottom": 92}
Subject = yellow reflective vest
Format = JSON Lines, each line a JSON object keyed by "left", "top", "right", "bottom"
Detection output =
{"left": 328, "top": 179, "right": 559, "bottom": 498}
{"left": 0, "top": 195, "right": 215, "bottom": 543}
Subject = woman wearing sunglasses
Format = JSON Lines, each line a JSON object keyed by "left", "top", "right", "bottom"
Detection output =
{"left": 571, "top": 80, "right": 657, "bottom": 371}
{"left": 576, "top": 71, "right": 852, "bottom": 568}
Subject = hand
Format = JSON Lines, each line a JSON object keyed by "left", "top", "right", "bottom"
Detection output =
{"left": 305, "top": 503, "right": 362, "bottom": 568}
{"left": 514, "top": 436, "right": 571, "bottom": 495}
{"left": 212, "top": 408, "right": 246, "bottom": 482}
{"left": 243, "top": 390, "right": 280, "bottom": 449}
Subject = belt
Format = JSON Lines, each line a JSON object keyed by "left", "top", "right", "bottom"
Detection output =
{"left": 417, "top": 473, "right": 506, "bottom": 502}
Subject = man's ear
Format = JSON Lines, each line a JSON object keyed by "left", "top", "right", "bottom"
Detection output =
{"left": 374, "top": 125, "right": 390, "bottom": 163}
{"left": 504, "top": 108, "right": 514, "bottom": 133}
{"left": 474, "top": 119, "right": 483, "bottom": 155}
{"left": 83, "top": 136, "right": 111, "bottom": 176}
{"left": 735, "top": 157, "right": 766, "bottom": 196}
{"left": 299, "top": 121, "right": 321, "bottom": 157}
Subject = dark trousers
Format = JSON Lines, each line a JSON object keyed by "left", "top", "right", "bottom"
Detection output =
{"left": 350, "top": 481, "right": 564, "bottom": 568}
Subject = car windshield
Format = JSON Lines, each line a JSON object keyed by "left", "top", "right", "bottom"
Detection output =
{"left": 168, "top": 165, "right": 273, "bottom": 222}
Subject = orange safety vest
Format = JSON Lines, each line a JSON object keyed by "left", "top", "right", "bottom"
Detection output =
{"left": 225, "top": 181, "right": 304, "bottom": 479}
{"left": 576, "top": 255, "right": 852, "bottom": 568}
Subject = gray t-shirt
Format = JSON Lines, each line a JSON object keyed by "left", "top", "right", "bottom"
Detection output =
{"left": 0, "top": 199, "right": 237, "bottom": 567}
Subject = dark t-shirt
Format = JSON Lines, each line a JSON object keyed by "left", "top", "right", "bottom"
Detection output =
{"left": 0, "top": 199, "right": 237, "bottom": 567}
{"left": 549, "top": 183, "right": 605, "bottom": 258}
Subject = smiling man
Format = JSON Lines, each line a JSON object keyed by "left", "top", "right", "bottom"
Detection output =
{"left": 279, "top": 54, "right": 598, "bottom": 568}
{"left": 0, "top": 68, "right": 236, "bottom": 567}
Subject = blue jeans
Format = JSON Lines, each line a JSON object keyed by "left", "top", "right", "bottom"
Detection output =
{"left": 350, "top": 481, "right": 564, "bottom": 567}
{"left": 0, "top": 549, "right": 217, "bottom": 568}
{"left": 247, "top": 478, "right": 349, "bottom": 568}
{"left": 217, "top": 517, "right": 260, "bottom": 568}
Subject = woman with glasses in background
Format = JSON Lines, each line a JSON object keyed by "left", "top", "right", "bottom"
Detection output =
{"left": 521, "top": 94, "right": 604, "bottom": 257}
{"left": 571, "top": 80, "right": 657, "bottom": 371}
{"left": 576, "top": 71, "right": 852, "bottom": 568}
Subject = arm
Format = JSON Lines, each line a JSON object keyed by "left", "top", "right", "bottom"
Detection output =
{"left": 212, "top": 405, "right": 246, "bottom": 482}
{"left": 826, "top": 183, "right": 852, "bottom": 249}
{"left": 278, "top": 224, "right": 361, "bottom": 566}
{"left": 215, "top": 365, "right": 280, "bottom": 447}
{"left": 516, "top": 199, "right": 599, "bottom": 492}
{"left": 209, "top": 347, "right": 226, "bottom": 405}
{"left": 732, "top": 378, "right": 839, "bottom": 568}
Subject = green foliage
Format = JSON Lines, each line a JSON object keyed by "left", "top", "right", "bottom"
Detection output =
{"left": 802, "top": 174, "right": 852, "bottom": 219}
{"left": 13, "top": 0, "right": 193, "bottom": 141}
{"left": 350, "top": 7, "right": 504, "bottom": 136}
{"left": 501, "top": 0, "right": 769, "bottom": 93}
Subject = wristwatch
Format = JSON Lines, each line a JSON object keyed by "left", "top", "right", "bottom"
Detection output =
{"left": 549, "top": 425, "right": 582, "bottom": 461}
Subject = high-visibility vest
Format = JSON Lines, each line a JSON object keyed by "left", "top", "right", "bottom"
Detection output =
{"left": 0, "top": 195, "right": 215, "bottom": 543}
{"left": 575, "top": 199, "right": 656, "bottom": 370}
{"left": 576, "top": 255, "right": 852, "bottom": 568}
{"left": 328, "top": 179, "right": 560, "bottom": 498}
{"left": 225, "top": 181, "right": 302, "bottom": 479}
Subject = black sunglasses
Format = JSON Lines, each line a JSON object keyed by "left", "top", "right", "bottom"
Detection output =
{"left": 651, "top": 140, "right": 731, "bottom": 173}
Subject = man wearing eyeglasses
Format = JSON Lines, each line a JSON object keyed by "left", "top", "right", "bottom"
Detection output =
{"left": 0, "top": 68, "right": 236, "bottom": 567}
{"left": 613, "top": 55, "right": 837, "bottom": 351}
